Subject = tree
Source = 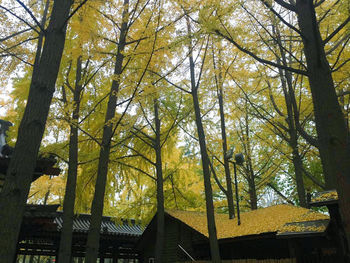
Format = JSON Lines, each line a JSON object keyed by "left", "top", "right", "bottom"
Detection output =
{"left": 211, "top": 42, "right": 235, "bottom": 218}
{"left": 0, "top": 1, "right": 73, "bottom": 261}
{"left": 84, "top": 0, "right": 158, "bottom": 260}
{"left": 209, "top": 0, "right": 350, "bottom": 254}
{"left": 185, "top": 15, "right": 221, "bottom": 262}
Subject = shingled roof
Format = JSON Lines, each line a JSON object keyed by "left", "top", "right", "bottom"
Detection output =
{"left": 54, "top": 212, "right": 143, "bottom": 237}
{"left": 22, "top": 204, "right": 143, "bottom": 237}
{"left": 166, "top": 204, "right": 329, "bottom": 240}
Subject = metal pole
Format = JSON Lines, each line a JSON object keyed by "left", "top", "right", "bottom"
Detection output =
{"left": 233, "top": 162, "right": 241, "bottom": 226}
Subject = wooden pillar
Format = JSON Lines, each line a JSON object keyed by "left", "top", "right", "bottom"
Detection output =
{"left": 113, "top": 246, "right": 119, "bottom": 263}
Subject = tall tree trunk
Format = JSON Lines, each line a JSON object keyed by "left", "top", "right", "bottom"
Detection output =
{"left": 0, "top": 1, "right": 72, "bottom": 262}
{"left": 248, "top": 177, "right": 258, "bottom": 210}
{"left": 154, "top": 99, "right": 165, "bottom": 263}
{"left": 291, "top": 147, "right": 307, "bottom": 207}
{"left": 215, "top": 54, "right": 235, "bottom": 218}
{"left": 283, "top": 73, "right": 307, "bottom": 207}
{"left": 85, "top": 1, "right": 129, "bottom": 262}
{"left": 186, "top": 17, "right": 221, "bottom": 262}
{"left": 58, "top": 56, "right": 83, "bottom": 263}
{"left": 296, "top": 0, "right": 345, "bottom": 189}
{"left": 296, "top": 0, "right": 350, "bottom": 255}
{"left": 192, "top": 90, "right": 221, "bottom": 263}
{"left": 274, "top": 26, "right": 307, "bottom": 207}
{"left": 242, "top": 109, "right": 258, "bottom": 210}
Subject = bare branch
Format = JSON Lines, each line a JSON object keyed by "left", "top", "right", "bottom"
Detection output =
{"left": 274, "top": 0, "right": 296, "bottom": 12}
{"left": 0, "top": 27, "right": 32, "bottom": 43}
{"left": 16, "top": 0, "right": 45, "bottom": 32}
{"left": 323, "top": 15, "right": 350, "bottom": 45}
{"left": 62, "top": 0, "right": 89, "bottom": 28}
{"left": 214, "top": 26, "right": 308, "bottom": 76}
{"left": 0, "top": 4, "right": 40, "bottom": 34}
{"left": 267, "top": 183, "right": 295, "bottom": 205}
{"left": 259, "top": 1, "right": 301, "bottom": 36}
{"left": 115, "top": 160, "right": 156, "bottom": 181}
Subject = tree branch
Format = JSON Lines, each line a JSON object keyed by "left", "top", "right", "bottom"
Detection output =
{"left": 214, "top": 28, "right": 308, "bottom": 76}
{"left": 16, "top": 0, "right": 45, "bottom": 32}
{"left": 323, "top": 15, "right": 350, "bottom": 45}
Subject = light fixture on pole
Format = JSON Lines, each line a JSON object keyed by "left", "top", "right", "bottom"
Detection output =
{"left": 225, "top": 147, "right": 244, "bottom": 226}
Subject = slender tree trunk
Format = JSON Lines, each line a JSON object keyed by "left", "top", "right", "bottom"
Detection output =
{"left": 216, "top": 66, "right": 235, "bottom": 219}
{"left": 85, "top": 1, "right": 128, "bottom": 262}
{"left": 243, "top": 111, "right": 257, "bottom": 210}
{"left": 154, "top": 99, "right": 165, "bottom": 263}
{"left": 274, "top": 27, "right": 307, "bottom": 207}
{"left": 186, "top": 17, "right": 221, "bottom": 262}
{"left": 192, "top": 90, "right": 221, "bottom": 262}
{"left": 58, "top": 56, "right": 83, "bottom": 263}
{"left": 43, "top": 187, "right": 50, "bottom": 205}
{"left": 283, "top": 72, "right": 307, "bottom": 207}
{"left": 248, "top": 177, "right": 258, "bottom": 210}
{"left": 292, "top": 147, "right": 307, "bottom": 207}
{"left": 296, "top": 0, "right": 350, "bottom": 255}
{"left": 0, "top": 1, "right": 72, "bottom": 262}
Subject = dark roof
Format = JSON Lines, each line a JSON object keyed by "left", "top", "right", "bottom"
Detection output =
{"left": 54, "top": 212, "right": 144, "bottom": 237}
{"left": 22, "top": 204, "right": 143, "bottom": 237}
{"left": 0, "top": 156, "right": 60, "bottom": 178}
{"left": 24, "top": 204, "right": 61, "bottom": 218}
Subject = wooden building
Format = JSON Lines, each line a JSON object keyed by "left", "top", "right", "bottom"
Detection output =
{"left": 18, "top": 204, "right": 144, "bottom": 262}
{"left": 138, "top": 204, "right": 341, "bottom": 262}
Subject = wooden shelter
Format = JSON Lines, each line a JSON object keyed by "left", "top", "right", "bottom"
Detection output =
{"left": 138, "top": 204, "right": 340, "bottom": 263}
{"left": 17, "top": 204, "right": 144, "bottom": 262}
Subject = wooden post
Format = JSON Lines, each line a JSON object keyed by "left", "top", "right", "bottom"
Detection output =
{"left": 113, "top": 247, "right": 119, "bottom": 263}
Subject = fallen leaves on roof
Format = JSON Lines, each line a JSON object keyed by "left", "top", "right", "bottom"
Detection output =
{"left": 167, "top": 204, "right": 329, "bottom": 239}
{"left": 280, "top": 223, "right": 327, "bottom": 234}
{"left": 312, "top": 190, "right": 338, "bottom": 203}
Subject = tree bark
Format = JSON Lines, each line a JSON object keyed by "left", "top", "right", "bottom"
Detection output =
{"left": 273, "top": 24, "right": 308, "bottom": 207}
{"left": 216, "top": 65, "right": 235, "bottom": 219}
{"left": 186, "top": 17, "right": 221, "bottom": 263}
{"left": 154, "top": 99, "right": 165, "bottom": 263}
{"left": 0, "top": 1, "right": 72, "bottom": 262}
{"left": 242, "top": 109, "right": 258, "bottom": 210}
{"left": 58, "top": 56, "right": 83, "bottom": 263}
{"left": 296, "top": 0, "right": 345, "bottom": 190}
{"left": 192, "top": 90, "right": 221, "bottom": 262}
{"left": 84, "top": 1, "right": 128, "bottom": 262}
{"left": 296, "top": 0, "right": 350, "bottom": 255}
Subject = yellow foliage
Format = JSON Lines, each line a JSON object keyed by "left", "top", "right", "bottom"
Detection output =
{"left": 280, "top": 224, "right": 327, "bottom": 234}
{"left": 312, "top": 190, "right": 338, "bottom": 203}
{"left": 167, "top": 204, "right": 329, "bottom": 239}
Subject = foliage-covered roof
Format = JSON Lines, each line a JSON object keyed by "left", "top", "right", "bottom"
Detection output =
{"left": 310, "top": 190, "right": 338, "bottom": 207}
{"left": 277, "top": 219, "right": 329, "bottom": 237}
{"left": 167, "top": 204, "right": 329, "bottom": 239}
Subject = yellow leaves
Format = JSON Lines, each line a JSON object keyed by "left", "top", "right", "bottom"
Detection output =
{"left": 280, "top": 224, "right": 327, "bottom": 234}
{"left": 312, "top": 190, "right": 338, "bottom": 203}
{"left": 167, "top": 204, "right": 329, "bottom": 239}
